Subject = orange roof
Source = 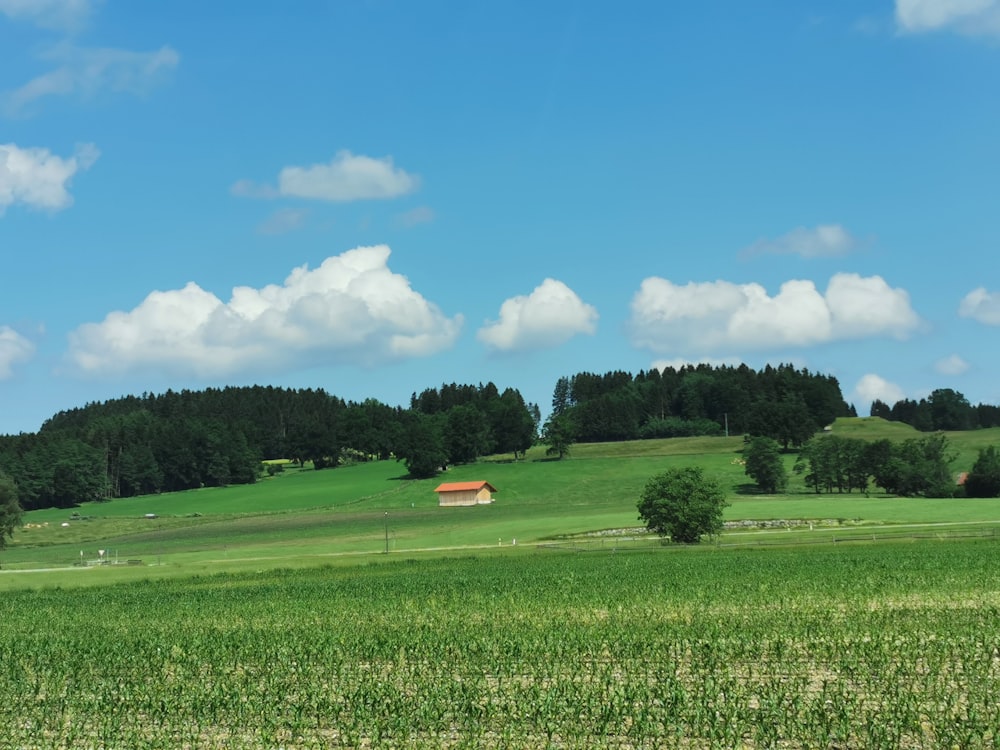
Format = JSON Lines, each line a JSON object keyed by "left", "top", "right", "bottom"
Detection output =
{"left": 434, "top": 481, "right": 497, "bottom": 493}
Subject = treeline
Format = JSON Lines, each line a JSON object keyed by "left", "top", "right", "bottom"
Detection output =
{"left": 743, "top": 432, "right": 1000, "bottom": 499}
{"left": 402, "top": 383, "right": 539, "bottom": 477}
{"left": 0, "top": 384, "right": 539, "bottom": 511}
{"left": 551, "top": 363, "right": 852, "bottom": 448}
{"left": 6, "top": 363, "right": 1000, "bottom": 513}
{"left": 794, "top": 434, "right": 956, "bottom": 497}
{"left": 871, "top": 389, "right": 1000, "bottom": 431}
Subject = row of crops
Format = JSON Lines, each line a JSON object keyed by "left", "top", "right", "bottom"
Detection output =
{"left": 2, "top": 541, "right": 999, "bottom": 748}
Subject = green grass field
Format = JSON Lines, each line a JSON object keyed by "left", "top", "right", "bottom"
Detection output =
{"left": 3, "top": 420, "right": 1000, "bottom": 747}
{"left": 3, "top": 419, "right": 1000, "bottom": 586}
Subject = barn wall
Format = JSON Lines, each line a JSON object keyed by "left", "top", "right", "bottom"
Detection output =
{"left": 439, "top": 490, "right": 478, "bottom": 506}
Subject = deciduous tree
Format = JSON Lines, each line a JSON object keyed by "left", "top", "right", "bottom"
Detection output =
{"left": 743, "top": 437, "right": 787, "bottom": 494}
{"left": 637, "top": 466, "right": 728, "bottom": 543}
{"left": 397, "top": 413, "right": 447, "bottom": 479}
{"left": 542, "top": 413, "right": 575, "bottom": 460}
{"left": 964, "top": 445, "right": 1000, "bottom": 498}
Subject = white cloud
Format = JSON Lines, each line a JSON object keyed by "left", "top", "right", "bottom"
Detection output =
{"left": 629, "top": 272, "right": 920, "bottom": 355}
{"left": 477, "top": 278, "right": 598, "bottom": 353}
{"left": 727, "top": 279, "right": 834, "bottom": 347}
{"left": 0, "top": 0, "right": 92, "bottom": 31}
{"left": 824, "top": 273, "right": 920, "bottom": 338}
{"left": 0, "top": 142, "right": 98, "bottom": 213}
{"left": 959, "top": 287, "right": 1000, "bottom": 325}
{"left": 935, "top": 354, "right": 970, "bottom": 376}
{"left": 0, "top": 326, "right": 35, "bottom": 378}
{"left": 3, "top": 43, "right": 179, "bottom": 116}
{"left": 281, "top": 151, "right": 418, "bottom": 201}
{"left": 234, "top": 151, "right": 419, "bottom": 203}
{"left": 742, "top": 224, "right": 858, "bottom": 258}
{"left": 896, "top": 0, "right": 1000, "bottom": 35}
{"left": 256, "top": 208, "right": 308, "bottom": 235}
{"left": 854, "top": 374, "right": 906, "bottom": 407}
{"left": 66, "top": 245, "right": 463, "bottom": 378}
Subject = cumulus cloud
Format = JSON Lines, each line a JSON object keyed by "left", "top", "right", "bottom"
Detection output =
{"left": 896, "top": 0, "right": 1000, "bottom": 35}
{"left": 0, "top": 326, "right": 35, "bottom": 378}
{"left": 935, "top": 354, "right": 970, "bottom": 376}
{"left": 959, "top": 287, "right": 1000, "bottom": 325}
{"left": 234, "top": 151, "right": 419, "bottom": 204}
{"left": 824, "top": 273, "right": 920, "bottom": 338}
{"left": 4, "top": 44, "right": 179, "bottom": 116}
{"left": 0, "top": 142, "right": 98, "bottom": 213}
{"left": 629, "top": 272, "right": 920, "bottom": 355}
{"left": 0, "top": 0, "right": 92, "bottom": 31}
{"left": 855, "top": 374, "right": 906, "bottom": 408}
{"left": 66, "top": 245, "right": 463, "bottom": 378}
{"left": 477, "top": 278, "right": 598, "bottom": 353}
{"left": 742, "top": 224, "right": 858, "bottom": 258}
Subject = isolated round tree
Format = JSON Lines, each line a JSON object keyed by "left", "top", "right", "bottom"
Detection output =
{"left": 637, "top": 466, "right": 728, "bottom": 544}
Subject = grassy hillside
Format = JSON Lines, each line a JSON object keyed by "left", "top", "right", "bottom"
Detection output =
{"left": 3, "top": 420, "right": 999, "bottom": 586}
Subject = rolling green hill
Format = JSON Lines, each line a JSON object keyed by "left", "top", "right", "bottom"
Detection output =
{"left": 3, "top": 419, "right": 1000, "bottom": 588}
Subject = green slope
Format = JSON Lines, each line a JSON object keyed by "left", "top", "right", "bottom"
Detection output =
{"left": 4, "top": 423, "right": 1000, "bottom": 586}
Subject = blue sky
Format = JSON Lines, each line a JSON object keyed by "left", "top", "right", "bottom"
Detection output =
{"left": 2, "top": 0, "right": 999, "bottom": 434}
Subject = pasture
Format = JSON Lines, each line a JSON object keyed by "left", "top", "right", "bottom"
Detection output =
{"left": 4, "top": 419, "right": 1000, "bottom": 585}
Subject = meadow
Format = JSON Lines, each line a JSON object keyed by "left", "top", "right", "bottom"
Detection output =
{"left": 4, "top": 419, "right": 1000, "bottom": 583}
{"left": 2, "top": 419, "right": 999, "bottom": 747}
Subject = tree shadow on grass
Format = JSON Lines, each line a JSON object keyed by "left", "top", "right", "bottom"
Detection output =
{"left": 735, "top": 482, "right": 763, "bottom": 496}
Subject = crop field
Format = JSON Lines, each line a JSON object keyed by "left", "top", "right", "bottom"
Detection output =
{"left": 2, "top": 541, "right": 999, "bottom": 748}
{"left": 3, "top": 422, "right": 999, "bottom": 747}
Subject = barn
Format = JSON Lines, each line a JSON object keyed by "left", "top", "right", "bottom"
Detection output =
{"left": 435, "top": 481, "right": 497, "bottom": 507}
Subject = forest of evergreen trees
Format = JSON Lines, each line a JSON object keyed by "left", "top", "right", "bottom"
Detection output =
{"left": 870, "top": 389, "right": 1000, "bottom": 431}
{"left": 549, "top": 363, "right": 852, "bottom": 448}
{"left": 1, "top": 363, "right": 998, "bottom": 512}
{"left": 0, "top": 383, "right": 538, "bottom": 511}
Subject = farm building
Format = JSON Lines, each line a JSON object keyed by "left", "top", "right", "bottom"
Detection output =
{"left": 435, "top": 481, "right": 497, "bottom": 507}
